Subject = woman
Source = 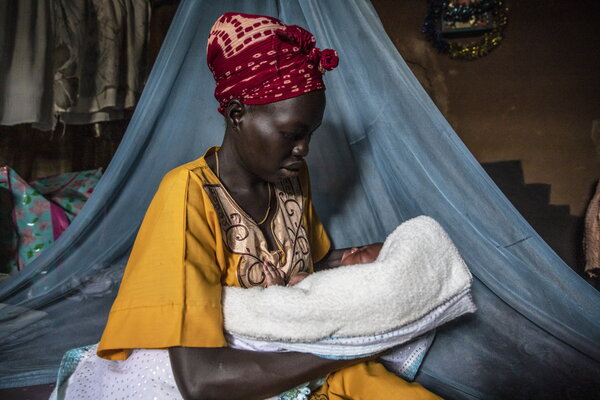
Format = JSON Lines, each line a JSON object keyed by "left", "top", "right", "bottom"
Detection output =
{"left": 96, "top": 13, "right": 441, "bottom": 399}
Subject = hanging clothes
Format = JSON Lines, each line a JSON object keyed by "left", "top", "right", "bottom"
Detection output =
{"left": 0, "top": 0, "right": 150, "bottom": 130}
{"left": 0, "top": 1, "right": 55, "bottom": 129}
{"left": 53, "top": 0, "right": 150, "bottom": 125}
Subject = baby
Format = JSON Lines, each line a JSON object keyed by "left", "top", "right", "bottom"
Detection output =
{"left": 262, "top": 243, "right": 384, "bottom": 287}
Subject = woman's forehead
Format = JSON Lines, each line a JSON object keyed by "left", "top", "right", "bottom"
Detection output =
{"left": 256, "top": 109, "right": 323, "bottom": 132}
{"left": 248, "top": 91, "right": 325, "bottom": 124}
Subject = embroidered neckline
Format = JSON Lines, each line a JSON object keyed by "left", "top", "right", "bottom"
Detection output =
{"left": 200, "top": 148, "right": 311, "bottom": 288}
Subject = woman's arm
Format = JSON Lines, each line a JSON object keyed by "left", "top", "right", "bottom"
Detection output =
{"left": 169, "top": 346, "right": 362, "bottom": 400}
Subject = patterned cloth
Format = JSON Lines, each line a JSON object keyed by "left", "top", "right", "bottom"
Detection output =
{"left": 207, "top": 13, "right": 339, "bottom": 114}
{"left": 0, "top": 166, "right": 102, "bottom": 273}
{"left": 584, "top": 180, "right": 600, "bottom": 278}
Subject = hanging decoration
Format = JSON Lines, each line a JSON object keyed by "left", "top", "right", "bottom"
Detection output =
{"left": 422, "top": 0, "right": 510, "bottom": 60}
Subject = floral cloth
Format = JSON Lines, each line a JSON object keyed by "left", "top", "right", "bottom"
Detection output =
{"left": 0, "top": 166, "right": 102, "bottom": 273}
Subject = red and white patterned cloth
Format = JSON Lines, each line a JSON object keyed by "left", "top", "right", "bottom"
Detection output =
{"left": 207, "top": 12, "right": 339, "bottom": 114}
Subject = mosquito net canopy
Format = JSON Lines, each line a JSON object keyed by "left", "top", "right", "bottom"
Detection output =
{"left": 1, "top": 1, "right": 598, "bottom": 398}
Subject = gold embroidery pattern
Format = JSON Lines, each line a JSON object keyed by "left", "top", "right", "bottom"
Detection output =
{"left": 273, "top": 177, "right": 311, "bottom": 281}
{"left": 309, "top": 394, "right": 330, "bottom": 400}
{"left": 203, "top": 177, "right": 312, "bottom": 288}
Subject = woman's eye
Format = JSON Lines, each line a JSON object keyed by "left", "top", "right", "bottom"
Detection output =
{"left": 281, "top": 131, "right": 296, "bottom": 139}
{"left": 281, "top": 131, "right": 311, "bottom": 141}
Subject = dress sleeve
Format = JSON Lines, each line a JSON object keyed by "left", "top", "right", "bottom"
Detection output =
{"left": 97, "top": 167, "right": 227, "bottom": 360}
{"left": 300, "top": 165, "right": 331, "bottom": 264}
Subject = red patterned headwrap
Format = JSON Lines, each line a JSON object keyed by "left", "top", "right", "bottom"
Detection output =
{"left": 207, "top": 13, "right": 339, "bottom": 114}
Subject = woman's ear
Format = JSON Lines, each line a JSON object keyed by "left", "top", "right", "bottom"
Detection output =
{"left": 226, "top": 100, "right": 245, "bottom": 132}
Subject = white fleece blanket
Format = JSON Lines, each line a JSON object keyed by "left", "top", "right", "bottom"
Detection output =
{"left": 223, "top": 216, "right": 476, "bottom": 358}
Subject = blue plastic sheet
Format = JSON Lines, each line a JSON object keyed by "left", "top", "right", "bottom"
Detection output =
{"left": 1, "top": 1, "right": 598, "bottom": 398}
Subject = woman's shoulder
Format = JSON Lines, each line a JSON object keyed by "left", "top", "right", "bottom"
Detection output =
{"left": 161, "top": 152, "right": 217, "bottom": 187}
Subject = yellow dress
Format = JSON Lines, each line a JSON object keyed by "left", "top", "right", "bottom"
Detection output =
{"left": 97, "top": 147, "right": 441, "bottom": 399}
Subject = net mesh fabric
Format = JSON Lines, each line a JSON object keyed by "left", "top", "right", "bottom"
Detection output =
{"left": 0, "top": 1, "right": 598, "bottom": 398}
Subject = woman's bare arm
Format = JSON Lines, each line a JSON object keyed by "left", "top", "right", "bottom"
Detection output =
{"left": 169, "top": 346, "right": 362, "bottom": 400}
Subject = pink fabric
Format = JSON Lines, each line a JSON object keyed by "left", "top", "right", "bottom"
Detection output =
{"left": 206, "top": 13, "right": 339, "bottom": 114}
{"left": 50, "top": 202, "right": 70, "bottom": 241}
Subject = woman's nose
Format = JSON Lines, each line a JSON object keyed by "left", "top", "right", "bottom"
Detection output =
{"left": 292, "top": 137, "right": 310, "bottom": 157}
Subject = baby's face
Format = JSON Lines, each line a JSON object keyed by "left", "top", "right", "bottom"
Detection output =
{"left": 340, "top": 243, "right": 383, "bottom": 266}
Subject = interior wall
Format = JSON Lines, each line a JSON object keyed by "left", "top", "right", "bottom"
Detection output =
{"left": 371, "top": 0, "right": 600, "bottom": 217}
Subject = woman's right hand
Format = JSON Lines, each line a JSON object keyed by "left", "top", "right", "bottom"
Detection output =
{"left": 262, "top": 261, "right": 286, "bottom": 287}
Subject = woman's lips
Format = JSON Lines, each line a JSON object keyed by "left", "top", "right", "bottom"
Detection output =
{"left": 282, "top": 161, "right": 303, "bottom": 171}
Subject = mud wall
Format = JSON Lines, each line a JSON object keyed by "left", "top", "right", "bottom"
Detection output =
{"left": 371, "top": 0, "right": 600, "bottom": 216}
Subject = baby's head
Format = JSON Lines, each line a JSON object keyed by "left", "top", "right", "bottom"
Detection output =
{"left": 340, "top": 243, "right": 383, "bottom": 266}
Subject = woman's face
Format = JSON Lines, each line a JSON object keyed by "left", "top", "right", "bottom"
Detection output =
{"left": 232, "top": 90, "right": 326, "bottom": 182}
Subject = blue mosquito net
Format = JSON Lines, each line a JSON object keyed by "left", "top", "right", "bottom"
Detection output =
{"left": 1, "top": 1, "right": 599, "bottom": 398}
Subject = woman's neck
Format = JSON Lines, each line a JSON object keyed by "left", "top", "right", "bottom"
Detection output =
{"left": 213, "top": 140, "right": 266, "bottom": 195}
{"left": 211, "top": 139, "right": 275, "bottom": 233}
